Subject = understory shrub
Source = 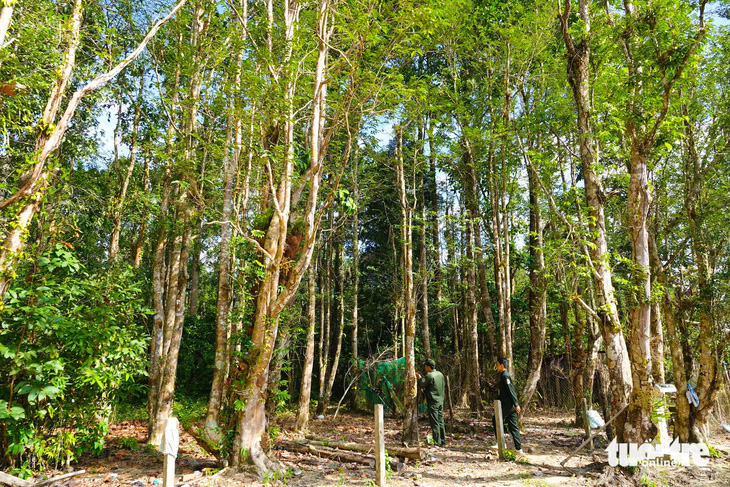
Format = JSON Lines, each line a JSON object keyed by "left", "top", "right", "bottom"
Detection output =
{"left": 0, "top": 243, "right": 150, "bottom": 474}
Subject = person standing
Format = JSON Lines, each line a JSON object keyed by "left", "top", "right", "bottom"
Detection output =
{"left": 416, "top": 358, "right": 446, "bottom": 447}
{"left": 493, "top": 357, "right": 523, "bottom": 454}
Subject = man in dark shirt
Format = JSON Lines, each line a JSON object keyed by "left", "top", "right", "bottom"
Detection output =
{"left": 416, "top": 358, "right": 446, "bottom": 447}
{"left": 492, "top": 357, "right": 523, "bottom": 453}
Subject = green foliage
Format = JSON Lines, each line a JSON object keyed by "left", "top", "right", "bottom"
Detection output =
{"left": 172, "top": 397, "right": 208, "bottom": 429}
{"left": 384, "top": 452, "right": 393, "bottom": 481}
{"left": 176, "top": 315, "right": 216, "bottom": 399}
{"left": 118, "top": 436, "right": 140, "bottom": 451}
{"left": 0, "top": 244, "right": 149, "bottom": 471}
{"left": 707, "top": 444, "right": 722, "bottom": 459}
{"left": 650, "top": 396, "right": 672, "bottom": 423}
{"left": 268, "top": 425, "right": 281, "bottom": 444}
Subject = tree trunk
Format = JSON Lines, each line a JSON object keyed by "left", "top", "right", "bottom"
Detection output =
{"left": 350, "top": 157, "right": 360, "bottom": 410}
{"left": 149, "top": 3, "right": 206, "bottom": 444}
{"left": 317, "top": 233, "right": 332, "bottom": 415}
{"left": 623, "top": 126, "right": 658, "bottom": 445}
{"left": 569, "top": 297, "right": 587, "bottom": 423}
{"left": 146, "top": 33, "right": 183, "bottom": 429}
{"left": 188, "top": 218, "right": 203, "bottom": 317}
{"left": 204, "top": 41, "right": 244, "bottom": 439}
{"left": 133, "top": 150, "right": 150, "bottom": 268}
{"left": 0, "top": 5, "right": 14, "bottom": 47}
{"left": 582, "top": 289, "right": 601, "bottom": 410}
{"left": 487, "top": 143, "right": 512, "bottom": 372}
{"left": 296, "top": 264, "right": 318, "bottom": 431}
{"left": 460, "top": 139, "right": 482, "bottom": 413}
{"left": 459, "top": 133, "right": 497, "bottom": 363}
{"left": 520, "top": 163, "right": 546, "bottom": 417}
{"left": 427, "top": 127, "right": 444, "bottom": 350}
{"left": 396, "top": 127, "right": 418, "bottom": 445}
{"left": 671, "top": 104, "right": 723, "bottom": 442}
{"left": 322, "top": 239, "right": 345, "bottom": 412}
{"left": 418, "top": 156, "right": 431, "bottom": 359}
{"left": 0, "top": 0, "right": 83, "bottom": 297}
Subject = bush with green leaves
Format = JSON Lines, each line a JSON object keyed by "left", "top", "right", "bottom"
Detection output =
{"left": 0, "top": 243, "right": 150, "bottom": 473}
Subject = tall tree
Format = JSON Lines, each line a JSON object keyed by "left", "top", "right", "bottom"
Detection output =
{"left": 604, "top": 0, "right": 708, "bottom": 444}
{"left": 558, "top": 0, "right": 632, "bottom": 438}
{"left": 148, "top": 1, "right": 213, "bottom": 444}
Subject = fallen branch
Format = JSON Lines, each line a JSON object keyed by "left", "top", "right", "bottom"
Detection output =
{"left": 182, "top": 425, "right": 223, "bottom": 464}
{"left": 279, "top": 441, "right": 403, "bottom": 471}
{"left": 560, "top": 403, "right": 629, "bottom": 474}
{"left": 304, "top": 434, "right": 422, "bottom": 460}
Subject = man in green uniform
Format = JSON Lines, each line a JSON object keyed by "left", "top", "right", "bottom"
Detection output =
{"left": 492, "top": 357, "right": 523, "bottom": 453}
{"left": 417, "top": 358, "right": 446, "bottom": 447}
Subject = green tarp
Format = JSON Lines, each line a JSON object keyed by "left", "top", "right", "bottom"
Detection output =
{"left": 357, "top": 357, "right": 426, "bottom": 414}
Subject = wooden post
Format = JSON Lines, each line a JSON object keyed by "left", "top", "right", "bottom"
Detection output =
{"left": 445, "top": 374, "right": 454, "bottom": 421}
{"left": 582, "top": 398, "right": 593, "bottom": 451}
{"left": 159, "top": 417, "right": 179, "bottom": 487}
{"left": 374, "top": 404, "right": 386, "bottom": 486}
{"left": 494, "top": 400, "right": 505, "bottom": 459}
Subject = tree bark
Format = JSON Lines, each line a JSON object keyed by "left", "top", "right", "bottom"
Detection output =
{"left": 0, "top": 0, "right": 84, "bottom": 297}
{"left": 622, "top": 47, "right": 657, "bottom": 450}
{"left": 418, "top": 151, "right": 431, "bottom": 359}
{"left": 427, "top": 125, "right": 444, "bottom": 350}
{"left": 322, "top": 238, "right": 345, "bottom": 413}
{"left": 671, "top": 102, "right": 723, "bottom": 442}
{"left": 148, "top": 44, "right": 181, "bottom": 438}
{"left": 317, "top": 233, "right": 332, "bottom": 415}
{"left": 350, "top": 157, "right": 360, "bottom": 410}
{"left": 133, "top": 150, "right": 150, "bottom": 268}
{"left": 460, "top": 138, "right": 482, "bottom": 413}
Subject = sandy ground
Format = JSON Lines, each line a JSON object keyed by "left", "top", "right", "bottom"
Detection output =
{"left": 39, "top": 409, "right": 730, "bottom": 487}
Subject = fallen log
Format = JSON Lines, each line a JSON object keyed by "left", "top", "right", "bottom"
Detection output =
{"left": 0, "top": 472, "right": 31, "bottom": 487}
{"left": 280, "top": 441, "right": 404, "bottom": 471}
{"left": 0, "top": 470, "right": 85, "bottom": 487}
{"left": 304, "top": 434, "right": 422, "bottom": 460}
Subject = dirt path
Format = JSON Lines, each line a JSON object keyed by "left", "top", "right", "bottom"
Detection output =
{"left": 56, "top": 410, "right": 730, "bottom": 487}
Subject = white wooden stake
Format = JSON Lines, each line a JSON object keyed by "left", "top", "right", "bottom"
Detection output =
{"left": 374, "top": 404, "right": 386, "bottom": 486}
{"left": 159, "top": 417, "right": 179, "bottom": 487}
{"left": 494, "top": 400, "right": 505, "bottom": 460}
